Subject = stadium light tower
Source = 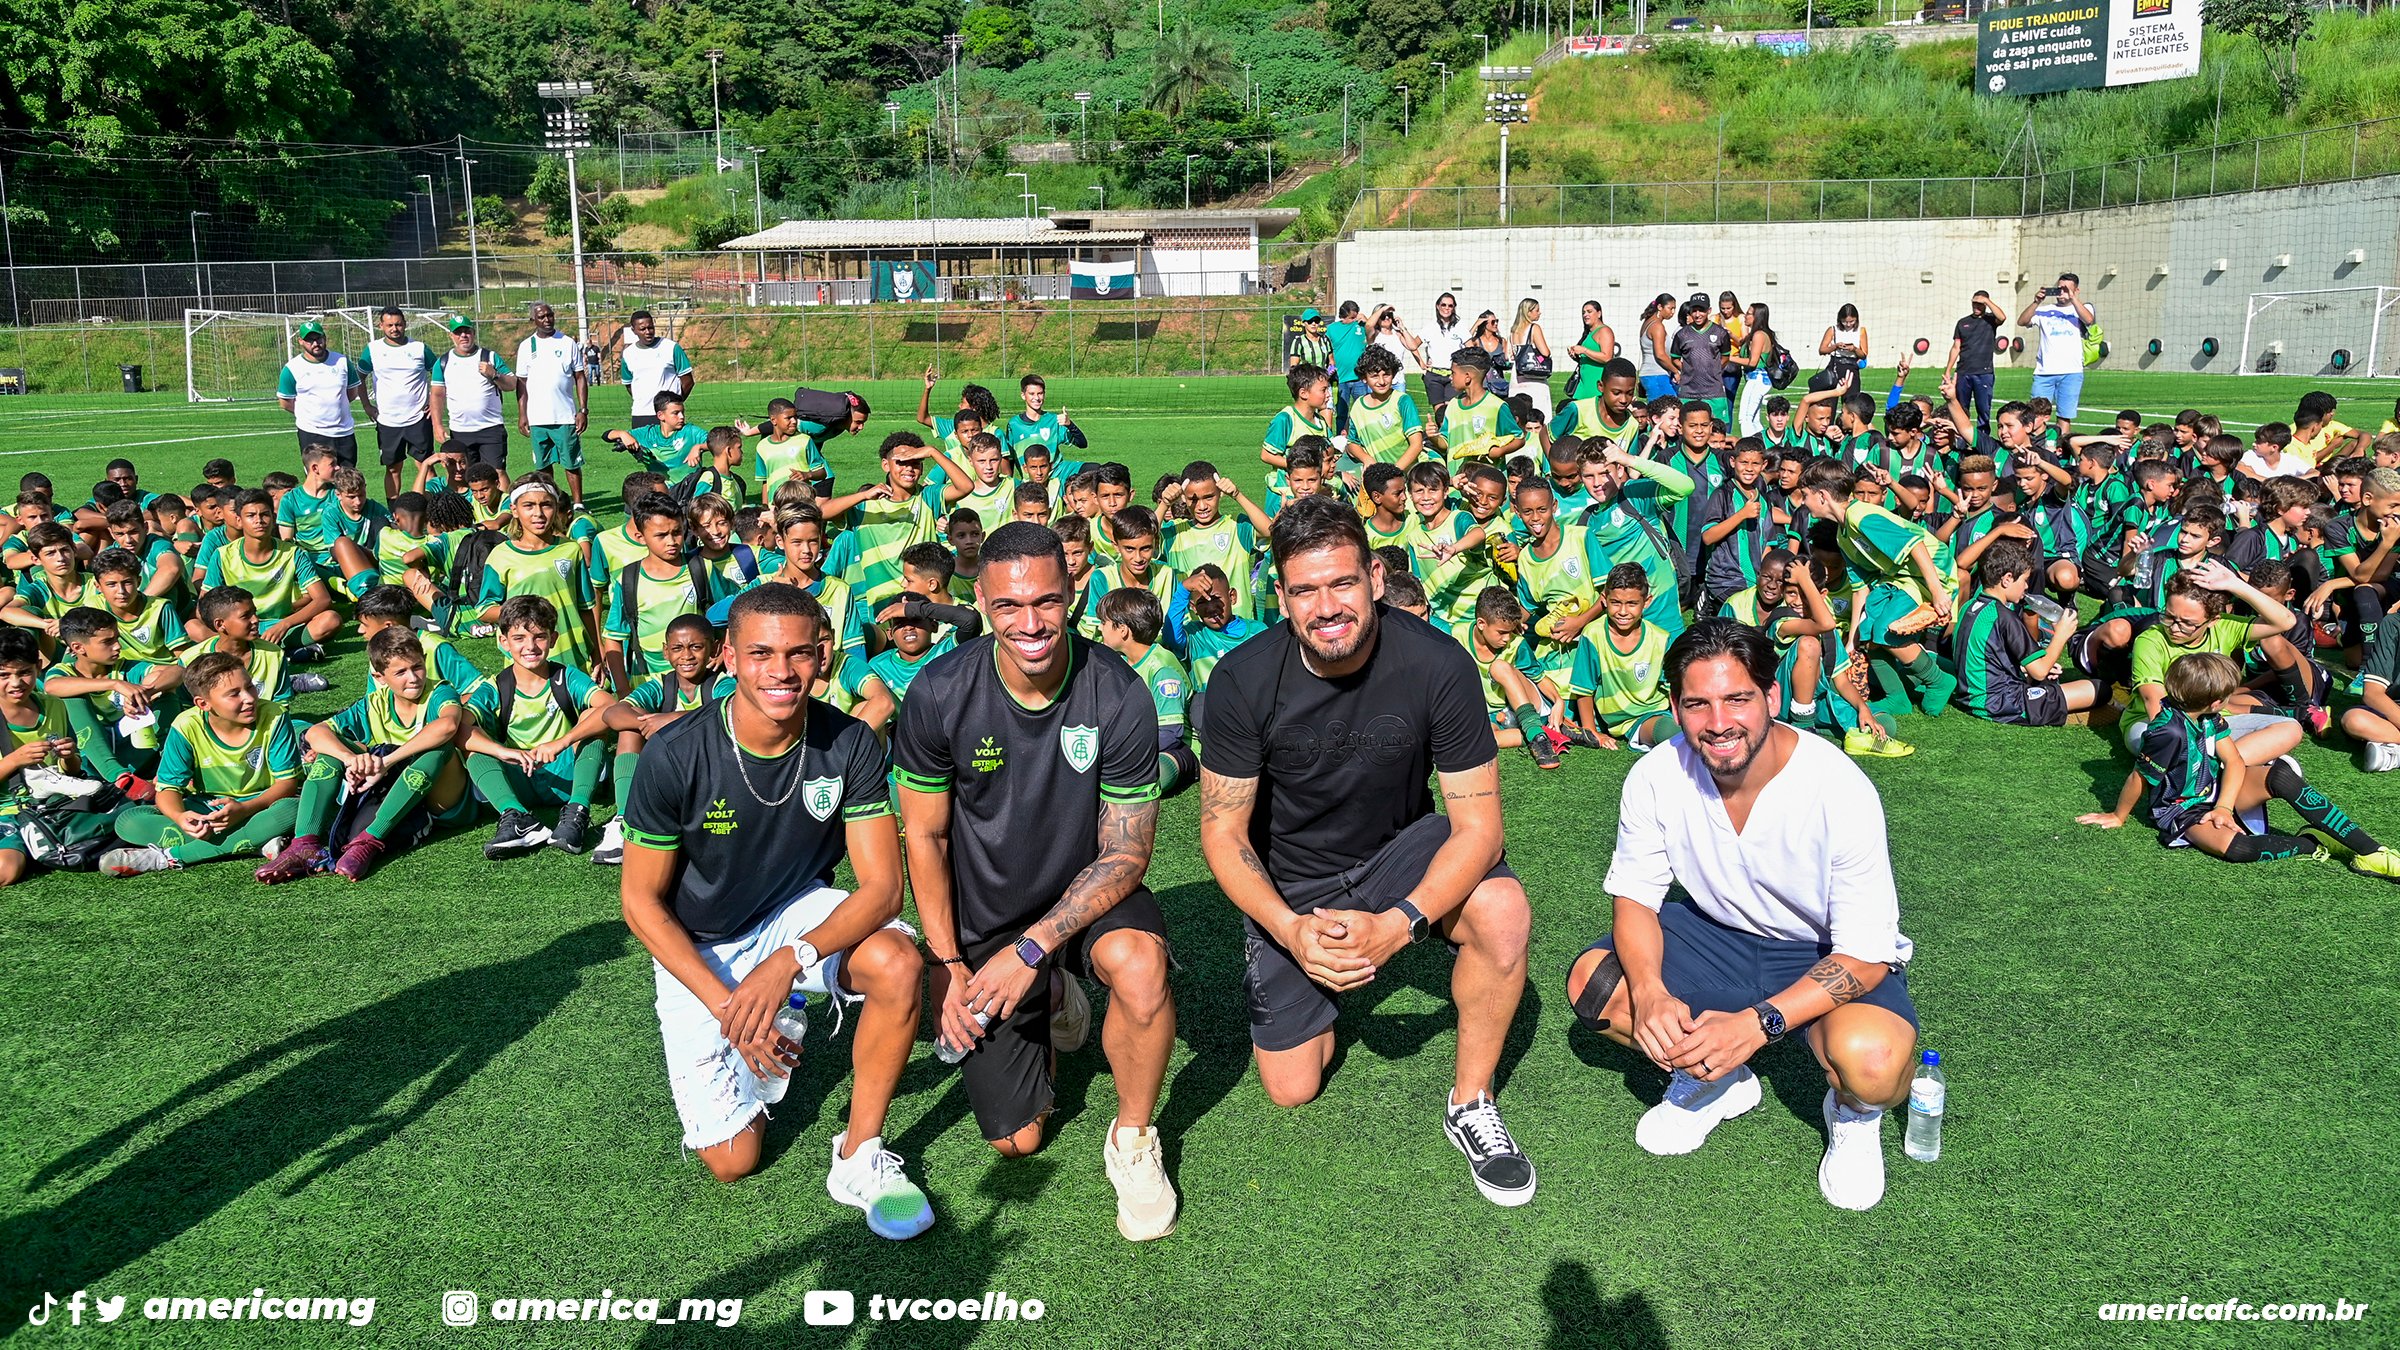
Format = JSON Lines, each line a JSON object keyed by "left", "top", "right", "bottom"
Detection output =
{"left": 538, "top": 79, "right": 597, "bottom": 359}
{"left": 705, "top": 49, "right": 728, "bottom": 170}
{"left": 1482, "top": 67, "right": 1530, "bottom": 225}
{"left": 885, "top": 100, "right": 901, "bottom": 137}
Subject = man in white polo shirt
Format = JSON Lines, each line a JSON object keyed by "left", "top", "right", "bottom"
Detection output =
{"left": 356, "top": 305, "right": 435, "bottom": 499}
{"left": 1565, "top": 618, "right": 1921, "bottom": 1211}
{"left": 276, "top": 320, "right": 365, "bottom": 467}
{"left": 515, "top": 301, "right": 590, "bottom": 510}
{"left": 429, "top": 315, "right": 518, "bottom": 475}
{"left": 618, "top": 310, "right": 693, "bottom": 429}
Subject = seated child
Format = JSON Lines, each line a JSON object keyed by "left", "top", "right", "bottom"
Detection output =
{"left": 461, "top": 595, "right": 616, "bottom": 858}
{"left": 103, "top": 651, "right": 301, "bottom": 876}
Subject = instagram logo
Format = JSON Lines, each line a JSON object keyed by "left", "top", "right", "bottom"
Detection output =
{"left": 441, "top": 1292, "right": 479, "bottom": 1327}
{"left": 804, "top": 1291, "right": 856, "bottom": 1326}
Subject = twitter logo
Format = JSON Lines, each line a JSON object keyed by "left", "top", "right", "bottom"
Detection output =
{"left": 95, "top": 1295, "right": 126, "bottom": 1323}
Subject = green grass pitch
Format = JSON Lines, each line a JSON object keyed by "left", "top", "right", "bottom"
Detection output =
{"left": 1, "top": 367, "right": 2395, "bottom": 1347}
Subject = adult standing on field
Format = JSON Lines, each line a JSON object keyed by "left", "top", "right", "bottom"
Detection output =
{"left": 618, "top": 310, "right": 694, "bottom": 429}
{"left": 1562, "top": 299, "right": 1616, "bottom": 404}
{"left": 618, "top": 583, "right": 934, "bottom": 1238}
{"left": 2019, "top": 273, "right": 2094, "bottom": 438}
{"left": 1810, "top": 303, "right": 1868, "bottom": 394}
{"left": 1328, "top": 300, "right": 1370, "bottom": 424}
{"left": 516, "top": 302, "right": 590, "bottom": 510}
{"left": 1407, "top": 291, "right": 1470, "bottom": 412}
{"left": 429, "top": 316, "right": 518, "bottom": 476}
{"left": 277, "top": 320, "right": 366, "bottom": 467}
{"left": 1508, "top": 298, "right": 1555, "bottom": 423}
{"left": 1198, "top": 495, "right": 1537, "bottom": 1208}
{"left": 1565, "top": 619, "right": 1921, "bottom": 1212}
{"left": 1636, "top": 293, "right": 1678, "bottom": 402}
{"left": 1944, "top": 290, "right": 2003, "bottom": 438}
{"left": 357, "top": 305, "right": 435, "bottom": 500}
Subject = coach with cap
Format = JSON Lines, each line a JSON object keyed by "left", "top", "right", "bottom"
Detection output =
{"left": 277, "top": 320, "right": 367, "bottom": 466}
{"left": 1566, "top": 617, "right": 1922, "bottom": 1211}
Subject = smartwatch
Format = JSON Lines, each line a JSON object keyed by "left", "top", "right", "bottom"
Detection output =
{"left": 1751, "top": 1000, "right": 1787, "bottom": 1044}
{"left": 1013, "top": 935, "right": 1049, "bottom": 970}
{"left": 790, "top": 939, "right": 821, "bottom": 981}
{"left": 1393, "top": 900, "right": 1430, "bottom": 944}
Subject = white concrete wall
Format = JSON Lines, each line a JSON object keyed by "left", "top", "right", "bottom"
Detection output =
{"left": 1337, "top": 175, "right": 2400, "bottom": 378}
{"left": 1144, "top": 243, "right": 1259, "bottom": 297}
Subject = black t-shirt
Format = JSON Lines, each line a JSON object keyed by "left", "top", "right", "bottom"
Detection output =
{"left": 892, "top": 635, "right": 1159, "bottom": 946}
{"left": 1199, "top": 605, "right": 1497, "bottom": 895}
{"left": 1953, "top": 313, "right": 2000, "bottom": 375}
{"left": 622, "top": 697, "right": 893, "bottom": 942}
{"left": 1669, "top": 324, "right": 1728, "bottom": 399}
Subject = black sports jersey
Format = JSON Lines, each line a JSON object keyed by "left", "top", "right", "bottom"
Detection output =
{"left": 891, "top": 635, "right": 1159, "bottom": 945}
{"left": 621, "top": 697, "right": 893, "bottom": 941}
{"left": 2133, "top": 708, "right": 2225, "bottom": 842}
{"left": 1952, "top": 594, "right": 2037, "bottom": 716}
{"left": 1199, "top": 605, "right": 1497, "bottom": 893}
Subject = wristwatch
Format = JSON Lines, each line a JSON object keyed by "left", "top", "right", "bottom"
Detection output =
{"left": 790, "top": 939, "right": 821, "bottom": 982}
{"left": 1393, "top": 900, "right": 1430, "bottom": 944}
{"left": 1013, "top": 935, "right": 1048, "bottom": 970}
{"left": 1751, "top": 1000, "right": 1787, "bottom": 1044}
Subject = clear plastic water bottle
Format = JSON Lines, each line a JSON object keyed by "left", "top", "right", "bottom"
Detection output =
{"left": 1905, "top": 1050, "right": 1945, "bottom": 1162}
{"left": 756, "top": 994, "right": 808, "bottom": 1104}
{"left": 935, "top": 1009, "right": 992, "bottom": 1065}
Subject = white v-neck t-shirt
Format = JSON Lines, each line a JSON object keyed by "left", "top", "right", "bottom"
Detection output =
{"left": 1603, "top": 727, "right": 1911, "bottom": 965}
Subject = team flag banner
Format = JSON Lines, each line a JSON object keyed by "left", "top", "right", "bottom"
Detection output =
{"left": 1070, "top": 258, "right": 1139, "bottom": 300}
{"left": 872, "top": 261, "right": 936, "bottom": 302}
{"left": 1976, "top": 0, "right": 2201, "bottom": 97}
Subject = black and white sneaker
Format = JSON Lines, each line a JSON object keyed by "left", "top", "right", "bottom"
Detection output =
{"left": 290, "top": 672, "right": 333, "bottom": 694}
{"left": 550, "top": 802, "right": 590, "bottom": 854}
{"left": 290, "top": 642, "right": 330, "bottom": 664}
{"left": 590, "top": 816, "right": 625, "bottom": 865}
{"left": 485, "top": 809, "right": 551, "bottom": 858}
{"left": 1444, "top": 1091, "right": 1536, "bottom": 1207}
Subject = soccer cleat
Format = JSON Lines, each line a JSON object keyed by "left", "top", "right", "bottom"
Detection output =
{"left": 1818, "top": 1089, "right": 1888, "bottom": 1211}
{"left": 1528, "top": 733, "right": 1563, "bottom": 771}
{"left": 23, "top": 766, "right": 103, "bottom": 801}
{"left": 1843, "top": 728, "right": 1917, "bottom": 759}
{"left": 254, "top": 835, "right": 327, "bottom": 884}
{"left": 590, "top": 815, "right": 626, "bottom": 865}
{"left": 1052, "top": 970, "right": 1092, "bottom": 1054}
{"left": 826, "top": 1133, "right": 935, "bottom": 1241}
{"left": 331, "top": 833, "right": 389, "bottom": 882}
{"left": 289, "top": 642, "right": 330, "bottom": 664}
{"left": 484, "top": 809, "right": 551, "bottom": 858}
{"left": 1104, "top": 1124, "right": 1179, "bottom": 1241}
{"left": 101, "top": 845, "right": 180, "bottom": 877}
{"left": 114, "top": 773, "right": 155, "bottom": 803}
{"left": 1443, "top": 1091, "right": 1536, "bottom": 1207}
{"left": 2349, "top": 847, "right": 2400, "bottom": 881}
{"left": 290, "top": 673, "right": 334, "bottom": 694}
{"left": 1560, "top": 725, "right": 1608, "bottom": 750}
{"left": 2303, "top": 704, "right": 2332, "bottom": 736}
{"left": 1636, "top": 1067, "right": 1762, "bottom": 1156}
{"left": 549, "top": 802, "right": 591, "bottom": 854}
{"left": 408, "top": 616, "right": 439, "bottom": 632}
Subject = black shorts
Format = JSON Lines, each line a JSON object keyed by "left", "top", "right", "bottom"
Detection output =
{"left": 957, "top": 888, "right": 1168, "bottom": 1142}
{"left": 1987, "top": 678, "right": 2070, "bottom": 727}
{"left": 1243, "top": 814, "right": 1516, "bottom": 1053}
{"left": 447, "top": 425, "right": 508, "bottom": 470}
{"left": 1584, "top": 900, "right": 1919, "bottom": 1031}
{"left": 296, "top": 430, "right": 359, "bottom": 467}
{"left": 629, "top": 414, "right": 661, "bottom": 430}
{"left": 377, "top": 418, "right": 435, "bottom": 466}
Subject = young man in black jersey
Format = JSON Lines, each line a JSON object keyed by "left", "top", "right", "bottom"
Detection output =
{"left": 893, "top": 522, "right": 1180, "bottom": 1243}
{"left": 1198, "top": 495, "right": 1537, "bottom": 1207}
{"left": 618, "top": 584, "right": 933, "bottom": 1239}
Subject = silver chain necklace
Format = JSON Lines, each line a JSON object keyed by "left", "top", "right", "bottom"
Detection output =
{"left": 729, "top": 706, "right": 807, "bottom": 807}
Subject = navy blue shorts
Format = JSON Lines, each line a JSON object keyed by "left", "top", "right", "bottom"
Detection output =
{"left": 1585, "top": 900, "right": 1919, "bottom": 1030}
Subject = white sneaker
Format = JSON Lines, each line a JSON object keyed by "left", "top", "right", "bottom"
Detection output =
{"left": 590, "top": 815, "right": 626, "bottom": 865}
{"left": 2369, "top": 742, "right": 2400, "bottom": 773}
{"left": 1635, "top": 1067, "right": 1762, "bottom": 1156}
{"left": 1051, "top": 970, "right": 1092, "bottom": 1054}
{"left": 1818, "top": 1088, "right": 1889, "bottom": 1211}
{"left": 1103, "top": 1123, "right": 1179, "bottom": 1241}
{"left": 825, "top": 1132, "right": 934, "bottom": 1241}
{"left": 100, "top": 845, "right": 179, "bottom": 877}
{"left": 23, "top": 765, "right": 103, "bottom": 801}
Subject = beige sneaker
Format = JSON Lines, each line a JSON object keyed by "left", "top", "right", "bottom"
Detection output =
{"left": 1103, "top": 1123, "right": 1178, "bottom": 1241}
{"left": 1051, "top": 970, "right": 1092, "bottom": 1054}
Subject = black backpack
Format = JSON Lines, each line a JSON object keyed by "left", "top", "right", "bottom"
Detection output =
{"left": 790, "top": 386, "right": 855, "bottom": 429}
{"left": 1768, "top": 343, "right": 1799, "bottom": 389}
{"left": 491, "top": 664, "right": 580, "bottom": 739}
{"left": 445, "top": 527, "right": 505, "bottom": 605}
{"left": 615, "top": 558, "right": 718, "bottom": 670}
{"left": 324, "top": 745, "right": 433, "bottom": 851}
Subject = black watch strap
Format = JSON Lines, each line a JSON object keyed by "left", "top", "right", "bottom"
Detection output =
{"left": 1751, "top": 1000, "right": 1787, "bottom": 1043}
{"left": 1393, "top": 900, "right": 1429, "bottom": 943}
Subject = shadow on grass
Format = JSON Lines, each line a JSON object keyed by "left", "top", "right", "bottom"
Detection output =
{"left": 1543, "top": 1261, "right": 1670, "bottom": 1349}
{"left": 2, "top": 922, "right": 627, "bottom": 1315}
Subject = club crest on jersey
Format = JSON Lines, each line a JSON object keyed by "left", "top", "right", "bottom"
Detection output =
{"left": 555, "top": 559, "right": 576, "bottom": 580}
{"left": 1061, "top": 723, "right": 1099, "bottom": 773}
{"left": 804, "top": 777, "right": 843, "bottom": 822}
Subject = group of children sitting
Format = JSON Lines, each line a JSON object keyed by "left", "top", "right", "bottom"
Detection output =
{"left": 5, "top": 355, "right": 2397, "bottom": 888}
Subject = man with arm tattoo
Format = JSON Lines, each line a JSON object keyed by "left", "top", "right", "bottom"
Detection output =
{"left": 893, "top": 522, "right": 1180, "bottom": 1242}
{"left": 1197, "top": 496, "right": 1537, "bottom": 1207}
{"left": 1564, "top": 618, "right": 1922, "bottom": 1210}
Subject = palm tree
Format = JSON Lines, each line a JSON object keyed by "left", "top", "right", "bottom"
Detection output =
{"left": 1144, "top": 22, "right": 1235, "bottom": 118}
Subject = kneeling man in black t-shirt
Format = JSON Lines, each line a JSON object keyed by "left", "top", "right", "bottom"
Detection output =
{"left": 1199, "top": 496, "right": 1537, "bottom": 1207}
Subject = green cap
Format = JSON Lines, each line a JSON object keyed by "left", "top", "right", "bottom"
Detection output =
{"left": 446, "top": 315, "right": 474, "bottom": 333}
{"left": 1299, "top": 308, "right": 1323, "bottom": 322}
{"left": 295, "top": 320, "right": 325, "bottom": 339}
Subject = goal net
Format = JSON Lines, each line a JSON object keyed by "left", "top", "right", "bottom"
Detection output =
{"left": 2237, "top": 287, "right": 2400, "bottom": 378}
{"left": 184, "top": 306, "right": 458, "bottom": 403}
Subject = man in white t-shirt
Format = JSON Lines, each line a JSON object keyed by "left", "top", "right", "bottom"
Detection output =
{"left": 515, "top": 301, "right": 589, "bottom": 508}
{"left": 275, "top": 320, "right": 365, "bottom": 467}
{"left": 2017, "top": 271, "right": 2095, "bottom": 437}
{"left": 617, "top": 310, "right": 693, "bottom": 429}
{"left": 429, "top": 315, "right": 519, "bottom": 474}
{"left": 1565, "top": 618, "right": 1922, "bottom": 1211}
{"left": 356, "top": 305, "right": 436, "bottom": 499}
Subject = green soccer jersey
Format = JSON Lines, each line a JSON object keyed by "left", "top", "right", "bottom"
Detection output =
{"left": 1180, "top": 616, "right": 1258, "bottom": 689}
{"left": 386, "top": 632, "right": 486, "bottom": 695}
{"left": 276, "top": 482, "right": 339, "bottom": 556}
{"left": 837, "top": 485, "right": 945, "bottom": 600}
{"left": 1079, "top": 561, "right": 1182, "bottom": 640}
{"left": 1001, "top": 412, "right": 1076, "bottom": 458}
{"left": 478, "top": 540, "right": 598, "bottom": 670}
{"left": 591, "top": 522, "right": 649, "bottom": 580}
{"left": 1345, "top": 392, "right": 1423, "bottom": 466}
{"left": 38, "top": 661, "right": 123, "bottom": 726}
{"left": 331, "top": 682, "right": 462, "bottom": 748}
{"left": 1162, "top": 515, "right": 1262, "bottom": 621}
{"left": 1439, "top": 393, "right": 1521, "bottom": 467}
{"left": 157, "top": 706, "right": 301, "bottom": 804}
{"left": 953, "top": 474, "right": 1021, "bottom": 535}
{"left": 1837, "top": 501, "right": 1947, "bottom": 604}
{"left": 1126, "top": 642, "right": 1190, "bottom": 732}
{"left": 754, "top": 434, "right": 824, "bottom": 493}
{"left": 624, "top": 668, "right": 729, "bottom": 714}
{"left": 1456, "top": 627, "right": 1527, "bottom": 714}
{"left": 465, "top": 663, "right": 602, "bottom": 749}
{"left": 1420, "top": 509, "right": 1501, "bottom": 624}
{"left": 1566, "top": 622, "right": 1672, "bottom": 724}
{"left": 621, "top": 424, "right": 709, "bottom": 475}
{"left": 1514, "top": 523, "right": 1604, "bottom": 665}
{"left": 16, "top": 572, "right": 92, "bottom": 622}
{"left": 107, "top": 597, "right": 185, "bottom": 666}
{"left": 1549, "top": 398, "right": 1638, "bottom": 450}
{"left": 858, "top": 635, "right": 957, "bottom": 705}
{"left": 0, "top": 695, "right": 72, "bottom": 816}
{"left": 181, "top": 636, "right": 292, "bottom": 705}
{"left": 1263, "top": 405, "right": 1334, "bottom": 463}
{"left": 605, "top": 557, "right": 714, "bottom": 677}
{"left": 376, "top": 525, "right": 446, "bottom": 584}
{"left": 204, "top": 540, "right": 323, "bottom": 622}
{"left": 320, "top": 499, "right": 389, "bottom": 553}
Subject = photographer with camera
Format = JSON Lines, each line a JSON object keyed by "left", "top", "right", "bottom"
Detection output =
{"left": 2018, "top": 274, "right": 2096, "bottom": 440}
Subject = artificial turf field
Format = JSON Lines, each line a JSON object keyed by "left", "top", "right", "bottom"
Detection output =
{"left": 1, "top": 368, "right": 2395, "bottom": 1348}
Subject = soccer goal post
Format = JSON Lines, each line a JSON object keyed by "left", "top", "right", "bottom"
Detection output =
{"left": 2236, "top": 287, "right": 2400, "bottom": 378}
{"left": 184, "top": 306, "right": 459, "bottom": 403}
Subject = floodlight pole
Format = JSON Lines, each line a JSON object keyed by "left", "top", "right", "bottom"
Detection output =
{"left": 540, "top": 80, "right": 598, "bottom": 358}
{"left": 1399, "top": 85, "right": 1410, "bottom": 137}
{"left": 1091, "top": 184, "right": 1105, "bottom": 210}
{"left": 1341, "top": 85, "right": 1353, "bottom": 160}
{"left": 706, "top": 49, "right": 727, "bottom": 170}
{"left": 1074, "top": 91, "right": 1092, "bottom": 159}
{"left": 1434, "top": 61, "right": 1450, "bottom": 110}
